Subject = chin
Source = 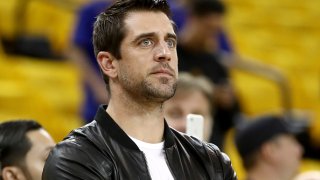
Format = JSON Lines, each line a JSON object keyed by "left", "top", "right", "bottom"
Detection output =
{"left": 143, "top": 78, "right": 177, "bottom": 100}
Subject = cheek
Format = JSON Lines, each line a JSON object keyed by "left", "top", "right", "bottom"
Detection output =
{"left": 291, "top": 143, "right": 303, "bottom": 158}
{"left": 119, "top": 63, "right": 139, "bottom": 79}
{"left": 168, "top": 50, "right": 178, "bottom": 66}
{"left": 168, "top": 119, "right": 186, "bottom": 133}
{"left": 25, "top": 155, "right": 46, "bottom": 179}
{"left": 279, "top": 146, "right": 297, "bottom": 162}
{"left": 32, "top": 161, "right": 45, "bottom": 180}
{"left": 172, "top": 54, "right": 178, "bottom": 69}
{"left": 203, "top": 117, "right": 213, "bottom": 130}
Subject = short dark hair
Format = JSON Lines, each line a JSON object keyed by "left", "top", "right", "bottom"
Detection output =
{"left": 241, "top": 148, "right": 260, "bottom": 170}
{"left": 188, "top": 0, "right": 226, "bottom": 17}
{"left": 0, "top": 120, "right": 42, "bottom": 178}
{"left": 93, "top": 0, "right": 172, "bottom": 86}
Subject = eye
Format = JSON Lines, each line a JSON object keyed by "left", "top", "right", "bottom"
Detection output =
{"left": 139, "top": 39, "right": 153, "bottom": 47}
{"left": 166, "top": 38, "right": 177, "bottom": 48}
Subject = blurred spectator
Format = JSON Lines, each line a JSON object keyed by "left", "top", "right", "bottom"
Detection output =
{"left": 0, "top": 120, "right": 55, "bottom": 180}
{"left": 177, "top": 0, "right": 242, "bottom": 148}
{"left": 235, "top": 115, "right": 304, "bottom": 180}
{"left": 67, "top": 1, "right": 112, "bottom": 123}
{"left": 164, "top": 72, "right": 214, "bottom": 142}
{"left": 168, "top": 0, "right": 188, "bottom": 29}
{"left": 177, "top": 0, "right": 289, "bottom": 149}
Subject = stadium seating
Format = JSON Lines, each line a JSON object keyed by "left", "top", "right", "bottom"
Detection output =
{"left": 0, "top": 55, "right": 84, "bottom": 141}
{"left": 225, "top": 0, "right": 320, "bottom": 176}
{"left": 23, "top": 0, "right": 77, "bottom": 53}
{"left": 0, "top": 0, "right": 88, "bottom": 141}
{"left": 0, "top": 0, "right": 20, "bottom": 40}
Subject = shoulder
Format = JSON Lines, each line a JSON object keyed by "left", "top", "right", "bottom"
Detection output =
{"left": 43, "top": 123, "right": 113, "bottom": 180}
{"left": 205, "top": 143, "right": 237, "bottom": 180}
{"left": 172, "top": 130, "right": 237, "bottom": 179}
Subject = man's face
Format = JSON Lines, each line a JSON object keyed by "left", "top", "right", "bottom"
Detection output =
{"left": 116, "top": 11, "right": 178, "bottom": 102}
{"left": 164, "top": 90, "right": 213, "bottom": 141}
{"left": 272, "top": 134, "right": 303, "bottom": 178}
{"left": 24, "top": 129, "right": 55, "bottom": 180}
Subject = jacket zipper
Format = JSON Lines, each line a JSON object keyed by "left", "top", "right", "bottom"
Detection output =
{"left": 141, "top": 152, "right": 153, "bottom": 180}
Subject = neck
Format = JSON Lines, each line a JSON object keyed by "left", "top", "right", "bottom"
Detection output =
{"left": 106, "top": 87, "right": 165, "bottom": 144}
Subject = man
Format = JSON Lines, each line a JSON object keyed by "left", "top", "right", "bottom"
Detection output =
{"left": 178, "top": 0, "right": 287, "bottom": 149}
{"left": 68, "top": 0, "right": 190, "bottom": 123}
{"left": 0, "top": 120, "right": 55, "bottom": 180}
{"left": 164, "top": 72, "right": 214, "bottom": 142}
{"left": 43, "top": 0, "right": 237, "bottom": 179}
{"left": 177, "top": 0, "right": 242, "bottom": 148}
{"left": 235, "top": 115, "right": 304, "bottom": 180}
{"left": 68, "top": 0, "right": 112, "bottom": 123}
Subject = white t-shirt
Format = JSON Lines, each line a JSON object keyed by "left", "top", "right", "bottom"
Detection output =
{"left": 129, "top": 136, "right": 174, "bottom": 180}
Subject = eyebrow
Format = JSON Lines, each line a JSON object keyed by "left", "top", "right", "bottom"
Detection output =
{"left": 167, "top": 33, "right": 177, "bottom": 41}
{"left": 131, "top": 32, "right": 177, "bottom": 44}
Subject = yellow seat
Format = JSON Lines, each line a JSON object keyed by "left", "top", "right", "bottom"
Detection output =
{"left": 231, "top": 69, "right": 283, "bottom": 116}
{"left": 224, "top": 0, "right": 320, "bottom": 178}
{"left": 23, "top": 0, "right": 77, "bottom": 53}
{"left": 0, "top": 56, "right": 84, "bottom": 141}
{"left": 224, "top": 129, "right": 246, "bottom": 180}
{"left": 0, "top": 0, "right": 20, "bottom": 40}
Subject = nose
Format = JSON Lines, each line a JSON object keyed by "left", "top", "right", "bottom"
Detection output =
{"left": 154, "top": 41, "right": 171, "bottom": 62}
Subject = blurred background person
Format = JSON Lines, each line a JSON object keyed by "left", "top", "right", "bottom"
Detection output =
{"left": 0, "top": 120, "right": 55, "bottom": 180}
{"left": 177, "top": 0, "right": 290, "bottom": 150}
{"left": 235, "top": 115, "right": 304, "bottom": 180}
{"left": 164, "top": 72, "right": 214, "bottom": 142}
{"left": 177, "top": 0, "right": 242, "bottom": 148}
{"left": 67, "top": 0, "right": 113, "bottom": 123}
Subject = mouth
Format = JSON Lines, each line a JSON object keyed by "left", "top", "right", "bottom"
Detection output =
{"left": 151, "top": 69, "right": 174, "bottom": 77}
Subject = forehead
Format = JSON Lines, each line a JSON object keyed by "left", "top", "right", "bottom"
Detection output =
{"left": 123, "top": 11, "right": 175, "bottom": 37}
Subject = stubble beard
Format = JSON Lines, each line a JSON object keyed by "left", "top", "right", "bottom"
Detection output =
{"left": 143, "top": 76, "right": 177, "bottom": 102}
{"left": 119, "top": 71, "right": 177, "bottom": 103}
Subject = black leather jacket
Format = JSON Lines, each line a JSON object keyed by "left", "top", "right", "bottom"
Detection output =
{"left": 43, "top": 105, "right": 237, "bottom": 180}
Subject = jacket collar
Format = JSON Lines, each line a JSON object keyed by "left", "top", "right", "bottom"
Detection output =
{"left": 94, "top": 105, "right": 175, "bottom": 150}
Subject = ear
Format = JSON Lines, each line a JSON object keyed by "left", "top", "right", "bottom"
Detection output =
{"left": 2, "top": 166, "right": 26, "bottom": 180}
{"left": 97, "top": 51, "right": 118, "bottom": 80}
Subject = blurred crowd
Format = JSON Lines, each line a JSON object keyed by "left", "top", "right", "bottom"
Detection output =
{"left": 0, "top": 0, "right": 320, "bottom": 179}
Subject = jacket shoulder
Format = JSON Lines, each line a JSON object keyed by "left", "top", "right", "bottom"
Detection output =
{"left": 206, "top": 143, "right": 238, "bottom": 180}
{"left": 43, "top": 124, "right": 113, "bottom": 180}
{"left": 173, "top": 130, "right": 237, "bottom": 180}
